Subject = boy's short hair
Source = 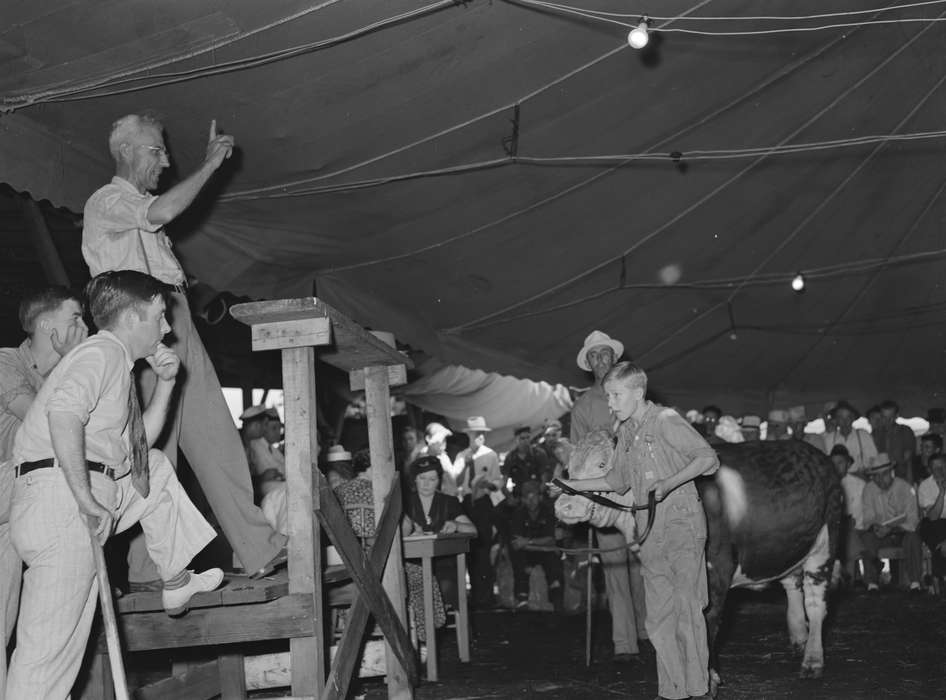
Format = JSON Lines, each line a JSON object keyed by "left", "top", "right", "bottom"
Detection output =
{"left": 603, "top": 361, "right": 648, "bottom": 392}
{"left": 19, "top": 286, "right": 81, "bottom": 334}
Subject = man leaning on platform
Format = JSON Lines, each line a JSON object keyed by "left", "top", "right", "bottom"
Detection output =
{"left": 6, "top": 271, "right": 223, "bottom": 699}
{"left": 81, "top": 113, "right": 288, "bottom": 581}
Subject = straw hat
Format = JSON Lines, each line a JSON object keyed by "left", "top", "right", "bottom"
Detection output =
{"left": 576, "top": 330, "right": 624, "bottom": 372}
{"left": 325, "top": 445, "right": 353, "bottom": 462}
{"left": 741, "top": 415, "right": 762, "bottom": 428}
{"left": 864, "top": 453, "right": 894, "bottom": 474}
{"left": 240, "top": 405, "right": 268, "bottom": 421}
{"left": 464, "top": 416, "right": 492, "bottom": 433}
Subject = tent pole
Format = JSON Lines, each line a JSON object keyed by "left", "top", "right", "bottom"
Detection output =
{"left": 20, "top": 196, "right": 70, "bottom": 286}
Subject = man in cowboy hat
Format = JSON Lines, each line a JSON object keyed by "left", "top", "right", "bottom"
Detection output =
{"left": 766, "top": 409, "right": 791, "bottom": 441}
{"left": 569, "top": 331, "right": 648, "bottom": 662}
{"left": 788, "top": 406, "right": 825, "bottom": 453}
{"left": 858, "top": 453, "right": 922, "bottom": 592}
{"left": 454, "top": 416, "right": 502, "bottom": 608}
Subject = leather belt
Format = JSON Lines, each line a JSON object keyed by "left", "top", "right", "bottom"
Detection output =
{"left": 16, "top": 458, "right": 118, "bottom": 480}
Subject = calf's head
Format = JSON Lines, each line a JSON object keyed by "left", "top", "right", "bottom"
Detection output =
{"left": 554, "top": 429, "right": 627, "bottom": 528}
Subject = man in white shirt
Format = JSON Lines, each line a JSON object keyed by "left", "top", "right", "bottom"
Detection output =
{"left": 82, "top": 114, "right": 287, "bottom": 581}
{"left": 823, "top": 401, "right": 877, "bottom": 473}
{"left": 857, "top": 453, "right": 922, "bottom": 591}
{"left": 918, "top": 453, "right": 946, "bottom": 582}
{"left": 454, "top": 417, "right": 502, "bottom": 608}
{"left": 6, "top": 271, "right": 222, "bottom": 698}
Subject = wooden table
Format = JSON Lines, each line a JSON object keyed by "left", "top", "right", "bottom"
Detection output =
{"left": 402, "top": 533, "right": 474, "bottom": 681}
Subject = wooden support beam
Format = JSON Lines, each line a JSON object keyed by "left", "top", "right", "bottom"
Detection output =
{"left": 20, "top": 197, "right": 70, "bottom": 286}
{"left": 319, "top": 475, "right": 416, "bottom": 699}
{"left": 316, "top": 477, "right": 417, "bottom": 689}
{"left": 281, "top": 346, "right": 326, "bottom": 697}
{"left": 112, "top": 594, "right": 314, "bottom": 652}
{"left": 365, "top": 364, "right": 413, "bottom": 700}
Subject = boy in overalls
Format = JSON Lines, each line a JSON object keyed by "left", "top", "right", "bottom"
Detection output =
{"left": 561, "top": 362, "right": 718, "bottom": 700}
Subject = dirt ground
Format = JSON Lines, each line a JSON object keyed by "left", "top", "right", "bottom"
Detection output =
{"left": 355, "top": 587, "right": 946, "bottom": 700}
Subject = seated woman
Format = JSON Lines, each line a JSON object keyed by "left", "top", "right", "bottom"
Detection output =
{"left": 403, "top": 456, "right": 477, "bottom": 609}
{"left": 333, "top": 450, "right": 449, "bottom": 644}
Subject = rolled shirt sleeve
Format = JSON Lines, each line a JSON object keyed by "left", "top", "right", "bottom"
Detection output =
{"left": 45, "top": 346, "right": 110, "bottom": 426}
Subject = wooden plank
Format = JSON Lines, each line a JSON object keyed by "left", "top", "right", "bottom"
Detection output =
{"left": 230, "top": 298, "right": 413, "bottom": 372}
{"left": 115, "top": 574, "right": 289, "bottom": 614}
{"left": 456, "top": 553, "right": 471, "bottom": 663}
{"left": 109, "top": 594, "right": 314, "bottom": 652}
{"left": 320, "top": 477, "right": 413, "bottom": 700}
{"left": 281, "top": 346, "right": 325, "bottom": 697}
{"left": 365, "top": 365, "right": 413, "bottom": 700}
{"left": 250, "top": 317, "right": 332, "bottom": 352}
{"left": 135, "top": 661, "right": 219, "bottom": 700}
{"left": 218, "top": 653, "right": 247, "bottom": 699}
{"left": 316, "top": 478, "right": 417, "bottom": 689}
{"left": 349, "top": 364, "right": 407, "bottom": 391}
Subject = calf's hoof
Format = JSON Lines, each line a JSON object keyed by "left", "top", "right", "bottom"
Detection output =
{"left": 799, "top": 663, "right": 823, "bottom": 679}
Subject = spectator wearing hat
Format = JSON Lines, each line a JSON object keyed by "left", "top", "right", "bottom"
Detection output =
{"left": 787, "top": 406, "right": 825, "bottom": 453}
{"left": 830, "top": 445, "right": 866, "bottom": 585}
{"left": 766, "top": 410, "right": 791, "bottom": 441}
{"left": 872, "top": 400, "right": 917, "bottom": 483}
{"left": 453, "top": 417, "right": 502, "bottom": 501}
{"left": 421, "top": 422, "right": 459, "bottom": 497}
{"left": 503, "top": 427, "right": 550, "bottom": 492}
{"left": 324, "top": 444, "right": 355, "bottom": 489}
{"left": 913, "top": 433, "right": 942, "bottom": 484}
{"left": 571, "top": 331, "right": 625, "bottom": 441}
{"left": 538, "top": 418, "right": 568, "bottom": 473}
{"left": 918, "top": 453, "right": 946, "bottom": 585}
{"left": 453, "top": 417, "right": 502, "bottom": 608}
{"left": 508, "top": 481, "right": 563, "bottom": 611}
{"left": 823, "top": 401, "right": 877, "bottom": 473}
{"left": 740, "top": 415, "right": 761, "bottom": 442}
{"left": 241, "top": 406, "right": 285, "bottom": 498}
{"left": 404, "top": 455, "right": 477, "bottom": 607}
{"left": 858, "top": 453, "right": 922, "bottom": 592}
{"left": 569, "top": 330, "right": 647, "bottom": 661}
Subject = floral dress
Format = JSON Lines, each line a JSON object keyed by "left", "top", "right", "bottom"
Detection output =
{"left": 335, "top": 478, "right": 446, "bottom": 641}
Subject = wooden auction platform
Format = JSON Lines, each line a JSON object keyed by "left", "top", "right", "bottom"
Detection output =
{"left": 84, "top": 298, "right": 419, "bottom": 700}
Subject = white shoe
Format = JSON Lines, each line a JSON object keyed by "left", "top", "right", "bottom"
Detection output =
{"left": 162, "top": 569, "right": 224, "bottom": 616}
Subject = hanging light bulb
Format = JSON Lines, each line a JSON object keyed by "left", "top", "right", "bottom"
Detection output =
{"left": 791, "top": 272, "right": 805, "bottom": 292}
{"left": 628, "top": 17, "right": 650, "bottom": 49}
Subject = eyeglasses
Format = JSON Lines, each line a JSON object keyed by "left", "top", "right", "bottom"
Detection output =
{"left": 137, "top": 145, "right": 168, "bottom": 157}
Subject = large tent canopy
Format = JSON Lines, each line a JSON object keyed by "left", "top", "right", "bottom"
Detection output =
{"left": 3, "top": 0, "right": 946, "bottom": 416}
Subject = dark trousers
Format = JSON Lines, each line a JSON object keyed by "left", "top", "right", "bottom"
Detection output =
{"left": 465, "top": 496, "right": 498, "bottom": 607}
{"left": 510, "top": 549, "right": 563, "bottom": 599}
{"left": 919, "top": 519, "right": 946, "bottom": 577}
{"left": 857, "top": 529, "right": 923, "bottom": 585}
